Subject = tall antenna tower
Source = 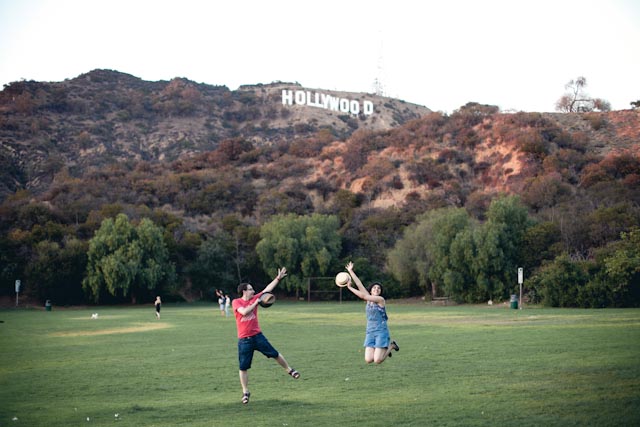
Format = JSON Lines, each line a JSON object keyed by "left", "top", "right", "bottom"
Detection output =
{"left": 372, "top": 33, "right": 386, "bottom": 97}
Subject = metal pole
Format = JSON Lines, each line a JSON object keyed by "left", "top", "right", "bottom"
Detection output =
{"left": 519, "top": 282, "right": 523, "bottom": 309}
{"left": 518, "top": 267, "right": 523, "bottom": 310}
{"left": 15, "top": 280, "right": 21, "bottom": 307}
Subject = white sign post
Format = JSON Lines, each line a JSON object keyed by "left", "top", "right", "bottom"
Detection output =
{"left": 15, "top": 279, "right": 21, "bottom": 307}
{"left": 517, "top": 268, "right": 523, "bottom": 310}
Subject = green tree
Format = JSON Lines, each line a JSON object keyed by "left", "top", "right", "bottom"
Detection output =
{"left": 472, "top": 222, "right": 509, "bottom": 301}
{"left": 387, "top": 207, "right": 470, "bottom": 298}
{"left": 387, "top": 220, "right": 432, "bottom": 297}
{"left": 446, "top": 227, "right": 477, "bottom": 301}
{"left": 586, "top": 202, "right": 640, "bottom": 248}
{"left": 26, "top": 238, "right": 87, "bottom": 304}
{"left": 472, "top": 195, "right": 532, "bottom": 301}
{"left": 520, "top": 221, "right": 562, "bottom": 271}
{"left": 221, "top": 214, "right": 262, "bottom": 285}
{"left": 256, "top": 213, "right": 341, "bottom": 293}
{"left": 83, "top": 214, "right": 176, "bottom": 303}
{"left": 602, "top": 227, "right": 640, "bottom": 306}
{"left": 356, "top": 208, "right": 407, "bottom": 267}
{"left": 187, "top": 236, "right": 236, "bottom": 299}
{"left": 427, "top": 208, "right": 472, "bottom": 298}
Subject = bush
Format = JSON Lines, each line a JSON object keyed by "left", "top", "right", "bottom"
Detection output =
{"left": 516, "top": 130, "right": 549, "bottom": 159}
{"left": 583, "top": 113, "right": 607, "bottom": 131}
{"left": 577, "top": 278, "right": 612, "bottom": 308}
{"left": 531, "top": 254, "right": 591, "bottom": 307}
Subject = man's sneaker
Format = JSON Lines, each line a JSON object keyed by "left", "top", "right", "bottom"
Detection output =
{"left": 288, "top": 368, "right": 300, "bottom": 379}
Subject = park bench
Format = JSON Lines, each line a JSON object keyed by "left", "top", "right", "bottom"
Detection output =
{"left": 431, "top": 296, "right": 450, "bottom": 305}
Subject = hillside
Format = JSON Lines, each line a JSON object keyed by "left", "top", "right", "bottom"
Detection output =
{"left": 1, "top": 70, "right": 638, "bottom": 212}
{"left": 0, "top": 70, "right": 639, "bottom": 227}
{"left": 0, "top": 69, "right": 430, "bottom": 199}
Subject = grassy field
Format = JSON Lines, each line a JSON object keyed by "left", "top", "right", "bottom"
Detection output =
{"left": 1, "top": 301, "right": 639, "bottom": 426}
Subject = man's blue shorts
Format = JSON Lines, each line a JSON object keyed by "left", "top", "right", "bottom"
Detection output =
{"left": 238, "top": 332, "right": 279, "bottom": 370}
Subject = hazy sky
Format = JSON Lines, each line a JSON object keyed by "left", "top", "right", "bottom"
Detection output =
{"left": 1, "top": 0, "right": 638, "bottom": 113}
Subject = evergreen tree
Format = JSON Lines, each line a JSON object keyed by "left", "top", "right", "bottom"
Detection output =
{"left": 83, "top": 214, "right": 176, "bottom": 303}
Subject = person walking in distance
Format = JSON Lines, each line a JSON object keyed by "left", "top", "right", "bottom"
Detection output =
{"left": 224, "top": 293, "right": 231, "bottom": 317}
{"left": 232, "top": 267, "right": 300, "bottom": 404}
{"left": 154, "top": 296, "right": 162, "bottom": 319}
{"left": 216, "top": 289, "right": 225, "bottom": 317}
{"left": 345, "top": 261, "right": 399, "bottom": 364}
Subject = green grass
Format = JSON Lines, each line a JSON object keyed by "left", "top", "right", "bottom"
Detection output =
{"left": 1, "top": 302, "right": 639, "bottom": 426}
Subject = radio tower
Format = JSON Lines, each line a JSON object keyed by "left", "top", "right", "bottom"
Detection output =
{"left": 372, "top": 34, "right": 386, "bottom": 97}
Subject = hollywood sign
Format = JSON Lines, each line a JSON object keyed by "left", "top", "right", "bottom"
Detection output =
{"left": 282, "top": 90, "right": 375, "bottom": 115}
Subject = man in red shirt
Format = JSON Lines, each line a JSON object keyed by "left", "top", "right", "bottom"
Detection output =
{"left": 232, "top": 267, "right": 300, "bottom": 404}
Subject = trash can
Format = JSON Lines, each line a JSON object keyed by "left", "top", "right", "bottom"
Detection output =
{"left": 510, "top": 294, "right": 518, "bottom": 309}
{"left": 45, "top": 300, "right": 52, "bottom": 311}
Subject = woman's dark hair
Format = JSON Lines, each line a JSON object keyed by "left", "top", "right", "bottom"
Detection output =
{"left": 368, "top": 282, "right": 383, "bottom": 294}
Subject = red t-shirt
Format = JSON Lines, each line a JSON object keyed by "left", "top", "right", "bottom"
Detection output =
{"left": 232, "top": 292, "right": 263, "bottom": 338}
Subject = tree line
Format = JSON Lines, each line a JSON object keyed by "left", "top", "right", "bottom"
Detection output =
{"left": 2, "top": 193, "right": 638, "bottom": 307}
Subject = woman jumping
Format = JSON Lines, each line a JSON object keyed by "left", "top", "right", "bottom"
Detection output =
{"left": 345, "top": 261, "right": 399, "bottom": 364}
